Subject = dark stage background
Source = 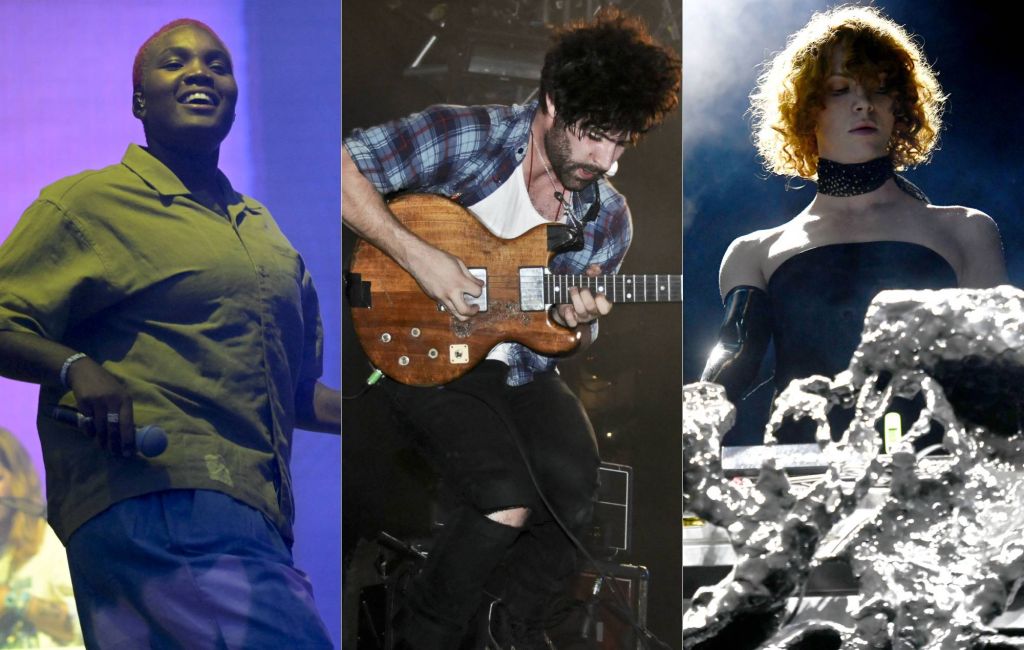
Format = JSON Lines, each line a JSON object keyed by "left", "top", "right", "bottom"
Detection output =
{"left": 683, "top": 0, "right": 1024, "bottom": 446}
{"left": 341, "top": 1, "right": 682, "bottom": 647}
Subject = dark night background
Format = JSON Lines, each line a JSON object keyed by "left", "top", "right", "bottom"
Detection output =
{"left": 683, "top": 0, "right": 1024, "bottom": 446}
{"left": 341, "top": 1, "right": 682, "bottom": 647}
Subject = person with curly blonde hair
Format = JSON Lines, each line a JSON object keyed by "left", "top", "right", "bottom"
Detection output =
{"left": 751, "top": 5, "right": 945, "bottom": 180}
{"left": 701, "top": 5, "right": 1007, "bottom": 444}
{"left": 0, "top": 429, "right": 80, "bottom": 647}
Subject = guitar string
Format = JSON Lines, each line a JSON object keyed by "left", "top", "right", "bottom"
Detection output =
{"left": 479, "top": 276, "right": 680, "bottom": 301}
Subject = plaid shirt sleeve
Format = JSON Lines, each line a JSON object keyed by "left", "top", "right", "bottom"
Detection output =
{"left": 344, "top": 104, "right": 494, "bottom": 196}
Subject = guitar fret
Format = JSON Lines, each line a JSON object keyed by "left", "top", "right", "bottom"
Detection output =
{"left": 547, "top": 273, "right": 683, "bottom": 303}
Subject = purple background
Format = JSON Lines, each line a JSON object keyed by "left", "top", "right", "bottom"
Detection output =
{"left": 0, "top": 2, "right": 341, "bottom": 645}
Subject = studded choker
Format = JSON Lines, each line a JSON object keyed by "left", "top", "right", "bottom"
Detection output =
{"left": 816, "top": 156, "right": 928, "bottom": 202}
{"left": 816, "top": 156, "right": 893, "bottom": 196}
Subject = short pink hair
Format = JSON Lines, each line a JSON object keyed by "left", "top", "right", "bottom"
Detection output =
{"left": 132, "top": 18, "right": 223, "bottom": 91}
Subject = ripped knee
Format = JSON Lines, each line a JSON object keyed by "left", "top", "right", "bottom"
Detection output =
{"left": 485, "top": 506, "right": 531, "bottom": 528}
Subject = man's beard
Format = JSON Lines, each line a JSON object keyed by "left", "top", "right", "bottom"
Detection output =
{"left": 544, "top": 124, "right": 605, "bottom": 192}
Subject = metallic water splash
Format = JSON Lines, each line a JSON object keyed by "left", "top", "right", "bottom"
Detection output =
{"left": 684, "top": 287, "right": 1024, "bottom": 649}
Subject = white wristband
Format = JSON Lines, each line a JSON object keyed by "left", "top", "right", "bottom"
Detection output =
{"left": 60, "top": 352, "right": 88, "bottom": 388}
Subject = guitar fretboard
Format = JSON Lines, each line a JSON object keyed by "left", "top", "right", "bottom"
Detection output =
{"left": 544, "top": 274, "right": 682, "bottom": 304}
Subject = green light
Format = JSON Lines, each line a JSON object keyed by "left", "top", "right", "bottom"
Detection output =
{"left": 883, "top": 412, "right": 902, "bottom": 454}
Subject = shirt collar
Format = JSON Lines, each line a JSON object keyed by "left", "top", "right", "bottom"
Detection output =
{"left": 120, "top": 144, "right": 263, "bottom": 217}
{"left": 511, "top": 99, "right": 540, "bottom": 164}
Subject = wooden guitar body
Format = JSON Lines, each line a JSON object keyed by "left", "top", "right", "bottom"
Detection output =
{"left": 348, "top": 194, "right": 579, "bottom": 386}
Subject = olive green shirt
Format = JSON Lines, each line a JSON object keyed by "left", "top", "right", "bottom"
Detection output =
{"left": 0, "top": 145, "right": 323, "bottom": 545}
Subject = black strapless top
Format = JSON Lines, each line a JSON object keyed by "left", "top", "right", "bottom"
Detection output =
{"left": 766, "top": 242, "right": 957, "bottom": 444}
{"left": 768, "top": 242, "right": 958, "bottom": 389}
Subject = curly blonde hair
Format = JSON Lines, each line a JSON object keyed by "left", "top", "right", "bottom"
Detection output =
{"left": 750, "top": 5, "right": 946, "bottom": 179}
{"left": 0, "top": 429, "right": 45, "bottom": 572}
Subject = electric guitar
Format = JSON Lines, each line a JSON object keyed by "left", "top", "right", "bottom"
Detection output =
{"left": 346, "top": 193, "right": 681, "bottom": 386}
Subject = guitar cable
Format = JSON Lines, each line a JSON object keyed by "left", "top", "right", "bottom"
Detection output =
{"left": 342, "top": 365, "right": 385, "bottom": 400}
{"left": 442, "top": 382, "right": 672, "bottom": 650}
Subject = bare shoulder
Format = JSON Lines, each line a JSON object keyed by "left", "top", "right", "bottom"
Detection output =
{"left": 929, "top": 204, "right": 991, "bottom": 225}
{"left": 718, "top": 226, "right": 782, "bottom": 297}
{"left": 926, "top": 204, "right": 999, "bottom": 233}
{"left": 927, "top": 204, "right": 1007, "bottom": 287}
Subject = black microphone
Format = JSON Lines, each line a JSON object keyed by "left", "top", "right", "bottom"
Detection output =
{"left": 51, "top": 406, "right": 168, "bottom": 458}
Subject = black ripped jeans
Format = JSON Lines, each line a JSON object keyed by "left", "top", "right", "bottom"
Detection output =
{"left": 382, "top": 360, "right": 600, "bottom": 648}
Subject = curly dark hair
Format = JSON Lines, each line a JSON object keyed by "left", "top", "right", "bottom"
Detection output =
{"left": 539, "top": 7, "right": 680, "bottom": 142}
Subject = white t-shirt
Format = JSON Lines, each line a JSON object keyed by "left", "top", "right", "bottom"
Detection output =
{"left": 467, "top": 162, "right": 562, "bottom": 365}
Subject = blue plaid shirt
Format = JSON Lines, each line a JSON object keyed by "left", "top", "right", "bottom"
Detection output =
{"left": 345, "top": 100, "right": 633, "bottom": 385}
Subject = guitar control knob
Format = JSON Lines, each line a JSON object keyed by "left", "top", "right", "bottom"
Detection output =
{"left": 411, "top": 328, "right": 421, "bottom": 337}
{"left": 398, "top": 356, "right": 410, "bottom": 366}
{"left": 380, "top": 332, "right": 392, "bottom": 343}
{"left": 428, "top": 348, "right": 439, "bottom": 359}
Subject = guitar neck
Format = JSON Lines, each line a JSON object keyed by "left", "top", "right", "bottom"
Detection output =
{"left": 544, "top": 274, "right": 682, "bottom": 304}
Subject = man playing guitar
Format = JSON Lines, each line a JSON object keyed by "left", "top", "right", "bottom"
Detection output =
{"left": 342, "top": 9, "right": 679, "bottom": 648}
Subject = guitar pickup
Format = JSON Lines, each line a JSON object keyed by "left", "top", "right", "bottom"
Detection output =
{"left": 466, "top": 268, "right": 487, "bottom": 312}
{"left": 519, "top": 267, "right": 546, "bottom": 311}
